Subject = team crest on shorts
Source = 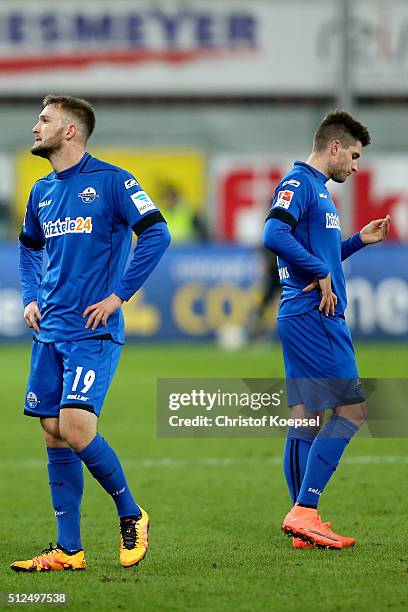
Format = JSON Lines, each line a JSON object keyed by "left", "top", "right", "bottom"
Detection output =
{"left": 26, "top": 391, "right": 40, "bottom": 409}
{"left": 353, "top": 378, "right": 363, "bottom": 392}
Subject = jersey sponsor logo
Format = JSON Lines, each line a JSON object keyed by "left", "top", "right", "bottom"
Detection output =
{"left": 26, "top": 391, "right": 40, "bottom": 409}
{"left": 124, "top": 178, "right": 138, "bottom": 190}
{"left": 325, "top": 212, "right": 341, "bottom": 230}
{"left": 78, "top": 186, "right": 99, "bottom": 203}
{"left": 42, "top": 216, "right": 93, "bottom": 238}
{"left": 319, "top": 193, "right": 328, "bottom": 199}
{"left": 275, "top": 189, "right": 294, "bottom": 209}
{"left": 130, "top": 191, "right": 157, "bottom": 215}
{"left": 278, "top": 266, "right": 290, "bottom": 280}
{"left": 39, "top": 199, "right": 52, "bottom": 208}
{"left": 282, "top": 179, "right": 300, "bottom": 188}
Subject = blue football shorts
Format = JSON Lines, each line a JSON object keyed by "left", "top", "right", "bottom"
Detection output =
{"left": 24, "top": 338, "right": 122, "bottom": 418}
{"left": 277, "top": 309, "right": 365, "bottom": 412}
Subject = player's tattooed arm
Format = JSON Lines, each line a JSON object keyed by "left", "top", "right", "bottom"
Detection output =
{"left": 23, "top": 300, "right": 42, "bottom": 333}
{"left": 83, "top": 293, "right": 123, "bottom": 330}
{"left": 359, "top": 214, "right": 391, "bottom": 244}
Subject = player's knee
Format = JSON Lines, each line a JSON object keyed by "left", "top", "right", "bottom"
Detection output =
{"left": 45, "top": 436, "right": 69, "bottom": 449}
{"left": 40, "top": 417, "right": 62, "bottom": 442}
{"left": 359, "top": 402, "right": 368, "bottom": 424}
{"left": 58, "top": 425, "right": 87, "bottom": 452}
{"left": 43, "top": 429, "right": 65, "bottom": 447}
{"left": 290, "top": 404, "right": 322, "bottom": 431}
{"left": 335, "top": 401, "right": 367, "bottom": 427}
{"left": 59, "top": 407, "right": 97, "bottom": 451}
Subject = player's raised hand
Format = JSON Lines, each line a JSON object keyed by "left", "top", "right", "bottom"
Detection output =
{"left": 83, "top": 293, "right": 123, "bottom": 330}
{"left": 303, "top": 273, "right": 337, "bottom": 316}
{"left": 359, "top": 214, "right": 391, "bottom": 244}
{"left": 23, "top": 300, "right": 42, "bottom": 333}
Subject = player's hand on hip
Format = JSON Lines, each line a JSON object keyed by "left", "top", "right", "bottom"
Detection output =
{"left": 359, "top": 214, "right": 391, "bottom": 244}
{"left": 83, "top": 293, "right": 123, "bottom": 330}
{"left": 302, "top": 277, "right": 337, "bottom": 316}
{"left": 316, "top": 273, "right": 337, "bottom": 317}
{"left": 303, "top": 279, "right": 320, "bottom": 293}
{"left": 23, "top": 300, "right": 42, "bottom": 333}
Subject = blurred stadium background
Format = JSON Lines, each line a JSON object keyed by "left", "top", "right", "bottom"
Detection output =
{"left": 0, "top": 0, "right": 407, "bottom": 345}
{"left": 0, "top": 1, "right": 407, "bottom": 610}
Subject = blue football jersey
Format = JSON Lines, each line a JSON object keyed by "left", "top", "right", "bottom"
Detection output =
{"left": 20, "top": 152, "right": 164, "bottom": 343}
{"left": 267, "top": 161, "right": 346, "bottom": 318}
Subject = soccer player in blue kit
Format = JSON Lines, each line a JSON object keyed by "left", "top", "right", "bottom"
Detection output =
{"left": 263, "top": 110, "right": 390, "bottom": 549}
{"left": 11, "top": 96, "right": 171, "bottom": 571}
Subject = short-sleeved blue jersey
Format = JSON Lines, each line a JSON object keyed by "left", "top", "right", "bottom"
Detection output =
{"left": 20, "top": 152, "right": 164, "bottom": 343}
{"left": 267, "top": 161, "right": 347, "bottom": 318}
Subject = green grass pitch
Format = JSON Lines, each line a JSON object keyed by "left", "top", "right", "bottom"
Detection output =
{"left": 0, "top": 342, "right": 407, "bottom": 611}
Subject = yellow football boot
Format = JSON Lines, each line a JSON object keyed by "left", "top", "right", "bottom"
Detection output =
{"left": 11, "top": 543, "right": 86, "bottom": 572}
{"left": 120, "top": 507, "right": 149, "bottom": 568}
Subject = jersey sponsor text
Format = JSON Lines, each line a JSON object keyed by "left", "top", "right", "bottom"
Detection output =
{"left": 43, "top": 216, "right": 93, "bottom": 238}
{"left": 325, "top": 212, "right": 341, "bottom": 230}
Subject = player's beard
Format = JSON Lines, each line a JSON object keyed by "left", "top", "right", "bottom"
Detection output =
{"left": 329, "top": 164, "right": 349, "bottom": 184}
{"left": 330, "top": 171, "right": 347, "bottom": 184}
{"left": 31, "top": 135, "right": 64, "bottom": 159}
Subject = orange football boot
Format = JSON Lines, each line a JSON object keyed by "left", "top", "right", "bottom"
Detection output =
{"left": 282, "top": 504, "right": 344, "bottom": 549}
{"left": 292, "top": 537, "right": 314, "bottom": 549}
{"left": 292, "top": 522, "right": 355, "bottom": 549}
{"left": 321, "top": 521, "right": 355, "bottom": 548}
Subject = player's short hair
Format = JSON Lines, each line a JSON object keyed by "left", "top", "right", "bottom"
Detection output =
{"left": 313, "top": 110, "right": 371, "bottom": 151}
{"left": 42, "top": 95, "right": 96, "bottom": 142}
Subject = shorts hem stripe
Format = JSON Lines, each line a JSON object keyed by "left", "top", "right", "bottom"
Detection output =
{"left": 24, "top": 410, "right": 57, "bottom": 418}
{"left": 60, "top": 403, "right": 95, "bottom": 414}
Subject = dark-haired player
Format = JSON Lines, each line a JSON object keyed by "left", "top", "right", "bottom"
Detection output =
{"left": 263, "top": 110, "right": 390, "bottom": 549}
{"left": 12, "top": 96, "right": 170, "bottom": 571}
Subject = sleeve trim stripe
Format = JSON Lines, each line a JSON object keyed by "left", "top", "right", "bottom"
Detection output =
{"left": 19, "top": 230, "right": 45, "bottom": 251}
{"left": 132, "top": 211, "right": 167, "bottom": 237}
{"left": 266, "top": 208, "right": 297, "bottom": 230}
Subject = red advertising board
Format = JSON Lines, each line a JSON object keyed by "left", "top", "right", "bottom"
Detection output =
{"left": 211, "top": 156, "right": 408, "bottom": 243}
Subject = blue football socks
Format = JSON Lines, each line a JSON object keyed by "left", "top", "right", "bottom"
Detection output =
{"left": 77, "top": 434, "right": 141, "bottom": 519}
{"left": 47, "top": 447, "right": 84, "bottom": 553}
{"left": 296, "top": 415, "right": 359, "bottom": 508}
{"left": 283, "top": 426, "right": 317, "bottom": 505}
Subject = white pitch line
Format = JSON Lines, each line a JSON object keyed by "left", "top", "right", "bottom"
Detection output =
{"left": 0, "top": 455, "right": 407, "bottom": 469}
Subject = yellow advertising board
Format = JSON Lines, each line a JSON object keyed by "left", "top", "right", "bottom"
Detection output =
{"left": 14, "top": 147, "right": 206, "bottom": 224}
